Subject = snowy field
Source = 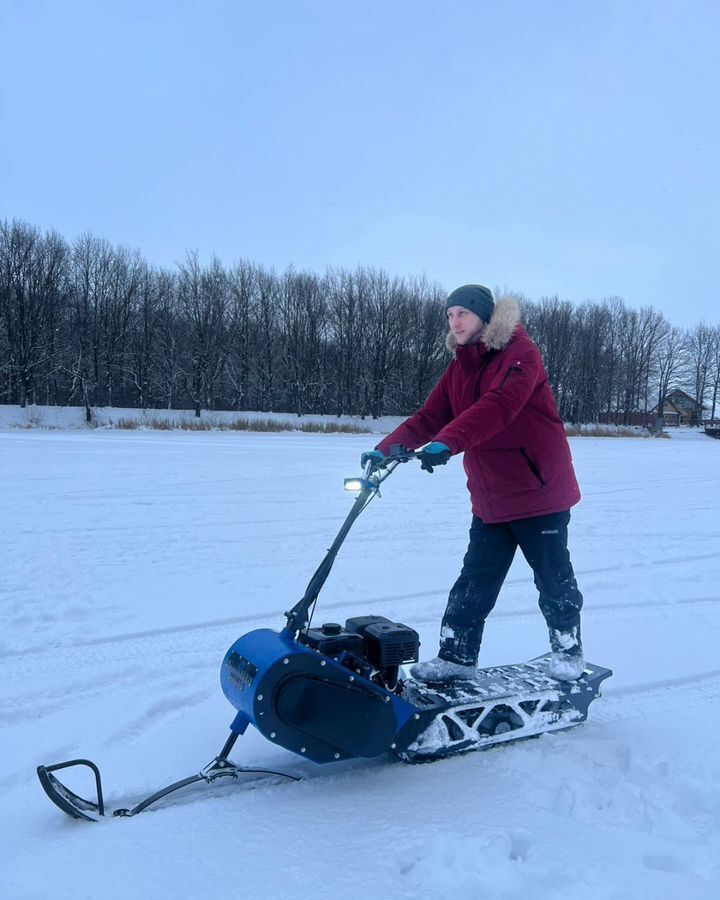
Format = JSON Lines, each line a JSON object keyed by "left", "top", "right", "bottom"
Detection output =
{"left": 2, "top": 426, "right": 720, "bottom": 899}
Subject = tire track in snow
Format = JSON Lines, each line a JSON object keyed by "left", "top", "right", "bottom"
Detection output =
{"left": 4, "top": 602, "right": 720, "bottom": 731}
{"left": 7, "top": 513, "right": 345, "bottom": 538}
{"left": 2, "top": 547, "right": 718, "bottom": 662}
{"left": 2, "top": 591, "right": 719, "bottom": 684}
{"left": 0, "top": 664, "right": 144, "bottom": 727}
{"left": 101, "top": 688, "right": 214, "bottom": 748}
{"left": 591, "top": 668, "right": 720, "bottom": 724}
{"left": 0, "top": 660, "right": 211, "bottom": 728}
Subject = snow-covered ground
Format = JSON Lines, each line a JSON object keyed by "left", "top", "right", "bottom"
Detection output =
{"left": 0, "top": 403, "right": 398, "bottom": 433}
{"left": 2, "top": 426, "right": 719, "bottom": 899}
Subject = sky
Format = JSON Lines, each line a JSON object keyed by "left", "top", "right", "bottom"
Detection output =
{"left": 1, "top": 0, "right": 718, "bottom": 326}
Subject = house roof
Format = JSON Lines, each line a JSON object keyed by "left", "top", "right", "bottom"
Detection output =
{"left": 667, "top": 389, "right": 702, "bottom": 409}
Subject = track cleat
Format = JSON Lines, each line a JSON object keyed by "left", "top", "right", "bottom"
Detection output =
{"left": 410, "top": 656, "right": 477, "bottom": 683}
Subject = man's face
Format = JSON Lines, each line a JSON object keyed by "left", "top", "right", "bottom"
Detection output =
{"left": 446, "top": 305, "right": 485, "bottom": 345}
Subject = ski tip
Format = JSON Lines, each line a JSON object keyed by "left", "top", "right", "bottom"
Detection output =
{"left": 36, "top": 761, "right": 103, "bottom": 822}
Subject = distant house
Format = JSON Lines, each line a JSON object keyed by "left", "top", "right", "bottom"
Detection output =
{"left": 649, "top": 389, "right": 705, "bottom": 426}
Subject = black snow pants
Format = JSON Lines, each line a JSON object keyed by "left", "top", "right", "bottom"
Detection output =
{"left": 438, "top": 510, "right": 583, "bottom": 666}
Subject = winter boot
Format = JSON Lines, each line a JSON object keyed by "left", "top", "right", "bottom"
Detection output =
{"left": 410, "top": 656, "right": 478, "bottom": 683}
{"left": 546, "top": 625, "right": 584, "bottom": 681}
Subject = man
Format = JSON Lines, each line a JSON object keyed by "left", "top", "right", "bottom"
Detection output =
{"left": 361, "top": 284, "right": 584, "bottom": 682}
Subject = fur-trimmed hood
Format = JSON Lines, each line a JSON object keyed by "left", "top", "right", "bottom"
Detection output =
{"left": 445, "top": 296, "right": 522, "bottom": 353}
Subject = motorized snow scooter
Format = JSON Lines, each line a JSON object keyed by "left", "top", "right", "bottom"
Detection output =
{"left": 37, "top": 446, "right": 611, "bottom": 821}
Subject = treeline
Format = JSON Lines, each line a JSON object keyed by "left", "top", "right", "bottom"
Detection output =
{"left": 0, "top": 220, "right": 447, "bottom": 420}
{"left": 1, "top": 218, "right": 719, "bottom": 423}
{"left": 523, "top": 298, "right": 720, "bottom": 424}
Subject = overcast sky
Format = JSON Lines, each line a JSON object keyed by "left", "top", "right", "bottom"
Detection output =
{"left": 1, "top": 0, "right": 718, "bottom": 325}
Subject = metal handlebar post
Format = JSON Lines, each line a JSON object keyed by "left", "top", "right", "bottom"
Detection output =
{"left": 282, "top": 448, "right": 419, "bottom": 636}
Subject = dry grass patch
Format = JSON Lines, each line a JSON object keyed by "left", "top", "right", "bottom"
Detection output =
{"left": 564, "top": 423, "right": 669, "bottom": 439}
{"left": 299, "top": 420, "right": 370, "bottom": 434}
{"left": 82, "top": 412, "right": 373, "bottom": 433}
{"left": 219, "top": 417, "right": 294, "bottom": 432}
{"left": 179, "top": 419, "right": 213, "bottom": 431}
{"left": 220, "top": 417, "right": 371, "bottom": 434}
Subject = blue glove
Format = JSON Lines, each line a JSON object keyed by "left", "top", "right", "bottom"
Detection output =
{"left": 417, "top": 441, "right": 451, "bottom": 473}
{"left": 360, "top": 449, "right": 385, "bottom": 471}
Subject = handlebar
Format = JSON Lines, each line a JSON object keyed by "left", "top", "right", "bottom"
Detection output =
{"left": 362, "top": 444, "right": 420, "bottom": 480}
{"left": 284, "top": 446, "right": 420, "bottom": 635}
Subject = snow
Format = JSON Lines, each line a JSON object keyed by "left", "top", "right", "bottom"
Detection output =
{"left": 2, "top": 424, "right": 720, "bottom": 899}
{"left": 0, "top": 403, "right": 402, "bottom": 434}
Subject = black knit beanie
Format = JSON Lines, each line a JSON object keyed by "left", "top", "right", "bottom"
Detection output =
{"left": 444, "top": 284, "right": 495, "bottom": 323}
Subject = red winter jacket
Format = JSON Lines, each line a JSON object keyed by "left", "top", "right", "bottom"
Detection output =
{"left": 376, "top": 298, "right": 580, "bottom": 523}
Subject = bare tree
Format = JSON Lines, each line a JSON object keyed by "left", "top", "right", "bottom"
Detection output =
{"left": 361, "top": 268, "right": 405, "bottom": 419}
{"left": 570, "top": 301, "right": 610, "bottom": 423}
{"left": 225, "top": 261, "right": 259, "bottom": 409}
{"left": 100, "top": 246, "right": 143, "bottom": 407}
{"left": 65, "top": 233, "right": 116, "bottom": 421}
{"left": 706, "top": 325, "right": 720, "bottom": 421}
{"left": 598, "top": 297, "right": 626, "bottom": 419}
{"left": 250, "top": 267, "right": 280, "bottom": 411}
{"left": 325, "top": 267, "right": 367, "bottom": 416}
{"left": 685, "top": 322, "right": 715, "bottom": 422}
{"left": 400, "top": 276, "right": 447, "bottom": 411}
{"left": 652, "top": 324, "right": 688, "bottom": 432}
{"left": 152, "top": 270, "right": 181, "bottom": 409}
{"left": 523, "top": 296, "right": 576, "bottom": 419}
{"left": 178, "top": 252, "right": 233, "bottom": 417}
{"left": 618, "top": 306, "right": 667, "bottom": 422}
{"left": 125, "top": 264, "right": 165, "bottom": 410}
{"left": 277, "top": 267, "right": 327, "bottom": 416}
{"left": 0, "top": 221, "right": 68, "bottom": 407}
